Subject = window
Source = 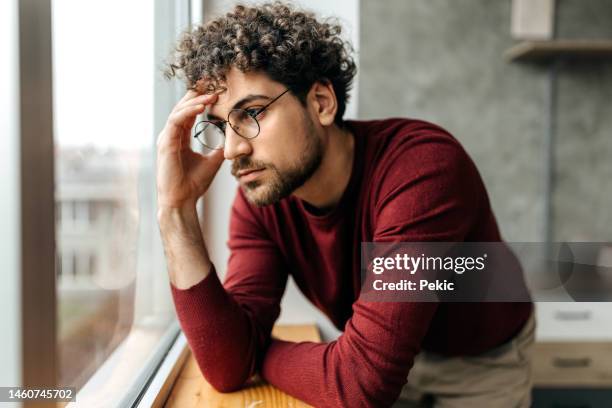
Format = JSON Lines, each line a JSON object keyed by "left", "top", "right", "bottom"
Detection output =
{"left": 52, "top": 0, "right": 160, "bottom": 390}
{"left": 1, "top": 0, "right": 194, "bottom": 405}
{"left": 52, "top": 0, "right": 193, "bottom": 404}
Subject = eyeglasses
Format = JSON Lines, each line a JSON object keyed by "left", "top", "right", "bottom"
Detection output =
{"left": 193, "top": 88, "right": 291, "bottom": 150}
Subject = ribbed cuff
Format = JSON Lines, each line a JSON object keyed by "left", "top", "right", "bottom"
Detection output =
{"left": 169, "top": 263, "right": 229, "bottom": 330}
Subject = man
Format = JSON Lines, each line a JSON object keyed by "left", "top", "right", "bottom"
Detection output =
{"left": 156, "top": 2, "right": 535, "bottom": 407}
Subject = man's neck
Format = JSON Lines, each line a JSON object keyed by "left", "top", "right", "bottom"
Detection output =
{"left": 292, "top": 123, "right": 355, "bottom": 212}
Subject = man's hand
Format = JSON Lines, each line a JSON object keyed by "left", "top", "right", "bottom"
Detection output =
{"left": 156, "top": 90, "right": 224, "bottom": 211}
{"left": 156, "top": 90, "right": 222, "bottom": 288}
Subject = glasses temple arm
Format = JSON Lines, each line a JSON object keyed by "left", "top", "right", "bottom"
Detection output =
{"left": 254, "top": 88, "right": 291, "bottom": 117}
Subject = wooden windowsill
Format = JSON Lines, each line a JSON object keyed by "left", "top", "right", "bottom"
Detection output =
{"left": 161, "top": 324, "right": 321, "bottom": 407}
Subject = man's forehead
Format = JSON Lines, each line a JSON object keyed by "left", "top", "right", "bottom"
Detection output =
{"left": 206, "top": 83, "right": 281, "bottom": 119}
{"left": 206, "top": 87, "right": 265, "bottom": 118}
{"left": 212, "top": 85, "right": 260, "bottom": 107}
{"left": 204, "top": 68, "right": 277, "bottom": 101}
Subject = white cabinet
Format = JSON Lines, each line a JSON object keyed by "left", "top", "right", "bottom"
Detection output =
{"left": 536, "top": 302, "right": 612, "bottom": 341}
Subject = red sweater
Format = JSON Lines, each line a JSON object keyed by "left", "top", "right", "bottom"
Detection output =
{"left": 169, "top": 118, "right": 533, "bottom": 407}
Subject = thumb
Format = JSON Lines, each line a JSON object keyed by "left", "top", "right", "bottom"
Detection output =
{"left": 210, "top": 147, "right": 225, "bottom": 165}
{"left": 194, "top": 148, "right": 226, "bottom": 184}
{"left": 205, "top": 148, "right": 226, "bottom": 172}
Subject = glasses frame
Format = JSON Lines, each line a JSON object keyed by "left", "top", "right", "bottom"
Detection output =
{"left": 193, "top": 88, "right": 291, "bottom": 150}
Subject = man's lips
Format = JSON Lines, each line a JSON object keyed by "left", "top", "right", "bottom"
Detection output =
{"left": 236, "top": 168, "right": 264, "bottom": 177}
{"left": 236, "top": 168, "right": 265, "bottom": 181}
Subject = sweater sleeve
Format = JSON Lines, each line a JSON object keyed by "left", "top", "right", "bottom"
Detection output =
{"left": 169, "top": 188, "right": 288, "bottom": 392}
{"left": 260, "top": 134, "right": 483, "bottom": 407}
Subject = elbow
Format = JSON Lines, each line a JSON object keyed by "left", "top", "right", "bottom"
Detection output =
{"left": 189, "top": 342, "right": 257, "bottom": 393}
{"left": 207, "top": 376, "right": 246, "bottom": 393}
{"left": 208, "top": 380, "right": 243, "bottom": 394}
{"left": 206, "top": 370, "right": 250, "bottom": 393}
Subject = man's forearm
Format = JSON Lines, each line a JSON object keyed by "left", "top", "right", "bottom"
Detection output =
{"left": 157, "top": 205, "right": 212, "bottom": 289}
{"left": 159, "top": 204, "right": 260, "bottom": 392}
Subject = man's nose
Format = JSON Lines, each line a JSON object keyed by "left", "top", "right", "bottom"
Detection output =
{"left": 223, "top": 125, "right": 252, "bottom": 161}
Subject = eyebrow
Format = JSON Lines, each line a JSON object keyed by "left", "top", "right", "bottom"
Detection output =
{"left": 206, "top": 94, "right": 272, "bottom": 121}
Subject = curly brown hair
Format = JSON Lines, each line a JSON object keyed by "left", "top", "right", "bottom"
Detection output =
{"left": 164, "top": 1, "right": 357, "bottom": 126}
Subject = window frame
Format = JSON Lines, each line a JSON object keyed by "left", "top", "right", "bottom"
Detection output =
{"left": 18, "top": 0, "right": 58, "bottom": 399}
{"left": 1, "top": 0, "right": 57, "bottom": 403}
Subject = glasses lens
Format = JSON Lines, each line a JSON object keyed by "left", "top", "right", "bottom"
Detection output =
{"left": 228, "top": 109, "right": 260, "bottom": 139}
{"left": 195, "top": 121, "right": 225, "bottom": 149}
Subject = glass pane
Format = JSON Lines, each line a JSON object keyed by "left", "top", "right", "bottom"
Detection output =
{"left": 198, "top": 121, "right": 225, "bottom": 149}
{"left": 52, "top": 0, "right": 175, "bottom": 393}
{"left": 229, "top": 109, "right": 259, "bottom": 138}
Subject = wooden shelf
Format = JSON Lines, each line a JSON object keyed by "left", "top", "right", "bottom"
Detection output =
{"left": 504, "top": 39, "right": 612, "bottom": 62}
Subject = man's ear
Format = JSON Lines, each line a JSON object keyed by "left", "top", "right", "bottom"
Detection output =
{"left": 308, "top": 80, "right": 338, "bottom": 127}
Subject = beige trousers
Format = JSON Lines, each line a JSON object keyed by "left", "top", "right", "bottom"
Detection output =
{"left": 393, "top": 310, "right": 536, "bottom": 408}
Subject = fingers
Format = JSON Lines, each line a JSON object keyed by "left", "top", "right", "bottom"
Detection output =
{"left": 168, "top": 103, "right": 206, "bottom": 131}
{"left": 176, "top": 89, "right": 206, "bottom": 106}
{"left": 177, "top": 89, "right": 199, "bottom": 105}
{"left": 157, "top": 92, "right": 219, "bottom": 151}
{"left": 192, "top": 148, "right": 226, "bottom": 185}
{"left": 174, "top": 92, "right": 218, "bottom": 114}
{"left": 157, "top": 104, "right": 205, "bottom": 150}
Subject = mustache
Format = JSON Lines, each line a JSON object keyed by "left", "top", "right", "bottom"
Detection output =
{"left": 231, "top": 157, "right": 268, "bottom": 177}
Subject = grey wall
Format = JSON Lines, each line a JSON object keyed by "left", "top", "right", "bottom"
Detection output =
{"left": 359, "top": 0, "right": 612, "bottom": 242}
{"left": 554, "top": 1, "right": 612, "bottom": 241}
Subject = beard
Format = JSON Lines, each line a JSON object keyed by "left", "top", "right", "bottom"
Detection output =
{"left": 231, "top": 113, "right": 323, "bottom": 207}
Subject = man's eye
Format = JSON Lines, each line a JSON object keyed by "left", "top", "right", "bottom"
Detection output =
{"left": 214, "top": 121, "right": 226, "bottom": 132}
{"left": 245, "top": 107, "right": 262, "bottom": 118}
